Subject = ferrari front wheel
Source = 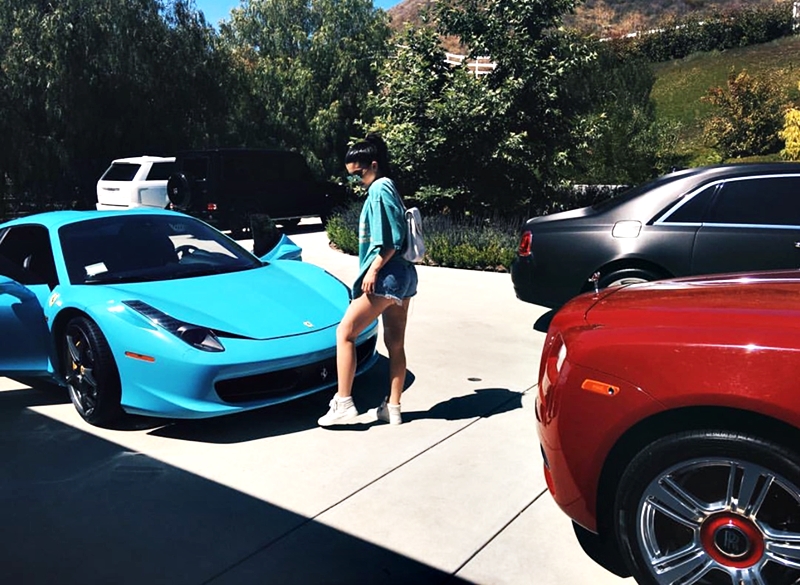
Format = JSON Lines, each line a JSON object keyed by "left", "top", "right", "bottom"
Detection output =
{"left": 615, "top": 430, "right": 800, "bottom": 585}
{"left": 63, "top": 316, "right": 123, "bottom": 426}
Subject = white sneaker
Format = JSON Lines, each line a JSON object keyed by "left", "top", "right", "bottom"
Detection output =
{"left": 375, "top": 399, "right": 402, "bottom": 425}
{"left": 318, "top": 396, "right": 358, "bottom": 426}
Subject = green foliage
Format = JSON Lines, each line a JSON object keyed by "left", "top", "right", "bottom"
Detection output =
{"left": 606, "top": 1, "right": 794, "bottom": 62}
{"left": 565, "top": 46, "right": 685, "bottom": 184}
{"left": 702, "top": 69, "right": 786, "bottom": 158}
{"left": 365, "top": 27, "right": 496, "bottom": 212}
{"left": 365, "top": 0, "right": 600, "bottom": 215}
{"left": 0, "top": 0, "right": 232, "bottom": 206}
{"left": 219, "top": 0, "right": 390, "bottom": 175}
{"left": 324, "top": 203, "right": 361, "bottom": 255}
{"left": 325, "top": 201, "right": 522, "bottom": 271}
{"left": 780, "top": 106, "right": 800, "bottom": 161}
{"left": 650, "top": 35, "right": 800, "bottom": 164}
{"left": 423, "top": 214, "right": 522, "bottom": 270}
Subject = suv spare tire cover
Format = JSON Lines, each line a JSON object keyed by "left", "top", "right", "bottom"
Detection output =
{"left": 167, "top": 173, "right": 192, "bottom": 209}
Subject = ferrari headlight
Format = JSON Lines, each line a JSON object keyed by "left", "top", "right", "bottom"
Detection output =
{"left": 122, "top": 300, "right": 225, "bottom": 352}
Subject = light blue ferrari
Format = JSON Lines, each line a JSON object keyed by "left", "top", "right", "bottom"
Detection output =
{"left": 0, "top": 209, "right": 378, "bottom": 426}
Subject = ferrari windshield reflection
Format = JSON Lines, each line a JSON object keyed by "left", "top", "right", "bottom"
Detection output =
{"left": 59, "top": 214, "right": 262, "bottom": 285}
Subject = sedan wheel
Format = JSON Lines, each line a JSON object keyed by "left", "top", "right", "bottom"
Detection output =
{"left": 598, "top": 268, "right": 662, "bottom": 289}
{"left": 615, "top": 431, "right": 800, "bottom": 585}
{"left": 63, "top": 316, "right": 123, "bottom": 426}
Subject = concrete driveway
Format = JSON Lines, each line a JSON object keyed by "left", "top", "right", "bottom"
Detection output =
{"left": 0, "top": 221, "right": 632, "bottom": 584}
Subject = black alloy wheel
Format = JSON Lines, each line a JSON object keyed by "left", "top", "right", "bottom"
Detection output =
{"left": 615, "top": 430, "right": 800, "bottom": 585}
{"left": 63, "top": 316, "right": 123, "bottom": 426}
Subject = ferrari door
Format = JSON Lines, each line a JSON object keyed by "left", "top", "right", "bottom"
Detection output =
{"left": 0, "top": 225, "right": 57, "bottom": 375}
{"left": 0, "top": 277, "right": 51, "bottom": 375}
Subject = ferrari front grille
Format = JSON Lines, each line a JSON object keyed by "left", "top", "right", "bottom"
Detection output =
{"left": 214, "top": 335, "right": 377, "bottom": 404}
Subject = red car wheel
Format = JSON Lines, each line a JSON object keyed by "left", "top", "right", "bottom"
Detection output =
{"left": 615, "top": 430, "right": 800, "bottom": 585}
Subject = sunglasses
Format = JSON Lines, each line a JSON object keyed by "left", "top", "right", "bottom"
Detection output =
{"left": 348, "top": 167, "right": 369, "bottom": 178}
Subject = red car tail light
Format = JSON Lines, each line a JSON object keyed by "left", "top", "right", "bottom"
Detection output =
{"left": 518, "top": 231, "right": 532, "bottom": 257}
{"left": 207, "top": 203, "right": 218, "bottom": 211}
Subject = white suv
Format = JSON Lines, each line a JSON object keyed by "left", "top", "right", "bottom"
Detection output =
{"left": 96, "top": 156, "right": 176, "bottom": 210}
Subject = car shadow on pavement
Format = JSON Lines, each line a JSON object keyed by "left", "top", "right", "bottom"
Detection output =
{"left": 0, "top": 401, "right": 473, "bottom": 585}
{"left": 148, "top": 356, "right": 405, "bottom": 443}
{"left": 0, "top": 383, "right": 71, "bottom": 410}
{"left": 533, "top": 308, "right": 558, "bottom": 333}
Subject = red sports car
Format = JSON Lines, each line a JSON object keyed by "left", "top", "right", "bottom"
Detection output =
{"left": 537, "top": 270, "right": 800, "bottom": 585}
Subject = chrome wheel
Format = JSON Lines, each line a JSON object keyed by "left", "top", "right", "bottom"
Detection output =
{"left": 606, "top": 276, "right": 648, "bottom": 288}
{"left": 638, "top": 457, "right": 800, "bottom": 584}
{"left": 617, "top": 432, "right": 800, "bottom": 585}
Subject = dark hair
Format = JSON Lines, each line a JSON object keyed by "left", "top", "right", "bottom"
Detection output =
{"left": 345, "top": 133, "right": 392, "bottom": 177}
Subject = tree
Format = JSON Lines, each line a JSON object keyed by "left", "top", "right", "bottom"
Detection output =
{"left": 219, "top": 0, "right": 390, "bottom": 176}
{"left": 365, "top": 26, "right": 490, "bottom": 212}
{"left": 365, "top": 0, "right": 601, "bottom": 215}
{"left": 564, "top": 46, "right": 683, "bottom": 185}
{"left": 0, "top": 0, "right": 231, "bottom": 206}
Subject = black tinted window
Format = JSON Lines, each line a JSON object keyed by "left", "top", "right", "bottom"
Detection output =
{"left": 183, "top": 158, "right": 209, "bottom": 180}
{"left": 100, "top": 163, "right": 139, "bottom": 181}
{"left": 0, "top": 225, "right": 57, "bottom": 286}
{"left": 706, "top": 177, "right": 800, "bottom": 226}
{"left": 221, "top": 152, "right": 311, "bottom": 183}
{"left": 663, "top": 185, "right": 717, "bottom": 223}
{"left": 145, "top": 161, "right": 175, "bottom": 180}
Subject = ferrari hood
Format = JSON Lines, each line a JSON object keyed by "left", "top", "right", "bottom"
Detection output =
{"left": 585, "top": 270, "right": 800, "bottom": 330}
{"left": 104, "top": 263, "right": 348, "bottom": 340}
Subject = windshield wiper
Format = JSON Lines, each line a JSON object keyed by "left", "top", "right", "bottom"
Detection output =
{"left": 85, "top": 273, "right": 161, "bottom": 285}
{"left": 168, "top": 265, "right": 254, "bottom": 279}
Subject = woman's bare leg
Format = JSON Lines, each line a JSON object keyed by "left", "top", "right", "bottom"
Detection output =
{"left": 336, "top": 293, "right": 394, "bottom": 398}
{"left": 382, "top": 298, "right": 411, "bottom": 405}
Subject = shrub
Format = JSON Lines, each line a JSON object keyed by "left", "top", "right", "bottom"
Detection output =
{"left": 606, "top": 2, "right": 794, "bottom": 63}
{"left": 779, "top": 86, "right": 800, "bottom": 161}
{"left": 702, "top": 70, "right": 786, "bottom": 158}
{"left": 325, "top": 203, "right": 361, "bottom": 255}
{"left": 423, "top": 214, "right": 523, "bottom": 271}
{"left": 325, "top": 201, "right": 523, "bottom": 271}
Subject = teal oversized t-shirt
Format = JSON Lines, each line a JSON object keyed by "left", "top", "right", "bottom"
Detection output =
{"left": 352, "top": 177, "right": 408, "bottom": 297}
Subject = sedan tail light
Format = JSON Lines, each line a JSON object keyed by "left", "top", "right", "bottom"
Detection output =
{"left": 518, "top": 231, "right": 532, "bottom": 256}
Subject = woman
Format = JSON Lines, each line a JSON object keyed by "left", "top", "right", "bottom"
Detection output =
{"left": 318, "top": 134, "right": 418, "bottom": 427}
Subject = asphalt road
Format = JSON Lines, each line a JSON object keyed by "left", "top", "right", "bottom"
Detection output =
{"left": 0, "top": 221, "right": 632, "bottom": 584}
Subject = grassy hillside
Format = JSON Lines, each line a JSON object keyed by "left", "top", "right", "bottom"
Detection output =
{"left": 651, "top": 34, "right": 800, "bottom": 163}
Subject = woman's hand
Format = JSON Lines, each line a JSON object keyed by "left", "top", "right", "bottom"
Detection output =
{"left": 362, "top": 266, "right": 379, "bottom": 294}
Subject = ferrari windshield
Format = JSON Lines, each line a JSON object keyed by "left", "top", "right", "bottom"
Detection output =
{"left": 59, "top": 214, "right": 262, "bottom": 285}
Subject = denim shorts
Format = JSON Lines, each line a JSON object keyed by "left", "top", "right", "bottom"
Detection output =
{"left": 374, "top": 260, "right": 418, "bottom": 305}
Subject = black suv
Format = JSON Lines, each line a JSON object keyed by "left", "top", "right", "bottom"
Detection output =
{"left": 511, "top": 162, "right": 800, "bottom": 308}
{"left": 166, "top": 149, "right": 347, "bottom": 233}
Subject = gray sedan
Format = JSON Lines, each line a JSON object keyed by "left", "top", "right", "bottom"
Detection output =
{"left": 511, "top": 162, "right": 800, "bottom": 308}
